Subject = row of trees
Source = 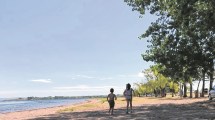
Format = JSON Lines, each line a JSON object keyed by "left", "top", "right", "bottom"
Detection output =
{"left": 125, "top": 0, "right": 215, "bottom": 97}
{"left": 134, "top": 65, "right": 179, "bottom": 97}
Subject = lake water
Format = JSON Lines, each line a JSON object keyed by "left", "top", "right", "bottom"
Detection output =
{"left": 0, "top": 98, "right": 87, "bottom": 113}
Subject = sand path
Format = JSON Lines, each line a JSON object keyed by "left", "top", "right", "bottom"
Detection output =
{"left": 1, "top": 97, "right": 215, "bottom": 120}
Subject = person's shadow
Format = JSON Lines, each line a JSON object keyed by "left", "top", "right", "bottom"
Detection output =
{"left": 28, "top": 100, "right": 215, "bottom": 120}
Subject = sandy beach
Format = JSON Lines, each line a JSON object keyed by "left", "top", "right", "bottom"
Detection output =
{"left": 0, "top": 96, "right": 215, "bottom": 120}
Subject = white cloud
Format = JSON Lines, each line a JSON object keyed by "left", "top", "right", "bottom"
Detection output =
{"left": 68, "top": 75, "right": 95, "bottom": 80}
{"left": 0, "top": 90, "right": 54, "bottom": 98}
{"left": 138, "top": 72, "right": 145, "bottom": 78}
{"left": 0, "top": 86, "right": 125, "bottom": 98}
{"left": 30, "top": 79, "right": 52, "bottom": 83}
{"left": 99, "top": 77, "right": 113, "bottom": 80}
{"left": 69, "top": 73, "right": 146, "bottom": 81}
{"left": 53, "top": 85, "right": 124, "bottom": 92}
{"left": 76, "top": 75, "right": 95, "bottom": 79}
{"left": 118, "top": 72, "right": 146, "bottom": 78}
{"left": 70, "top": 74, "right": 114, "bottom": 81}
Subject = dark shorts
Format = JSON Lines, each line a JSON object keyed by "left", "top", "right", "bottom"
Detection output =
{"left": 108, "top": 100, "right": 115, "bottom": 108}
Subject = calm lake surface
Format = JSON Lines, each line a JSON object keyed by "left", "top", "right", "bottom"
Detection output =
{"left": 0, "top": 98, "right": 87, "bottom": 113}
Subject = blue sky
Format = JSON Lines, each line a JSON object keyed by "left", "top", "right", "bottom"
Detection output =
{"left": 0, "top": 0, "right": 156, "bottom": 97}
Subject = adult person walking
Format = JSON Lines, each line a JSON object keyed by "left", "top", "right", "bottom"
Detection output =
{"left": 123, "top": 83, "right": 134, "bottom": 114}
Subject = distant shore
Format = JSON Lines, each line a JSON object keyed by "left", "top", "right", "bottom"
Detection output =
{"left": 1, "top": 96, "right": 213, "bottom": 120}
{"left": 0, "top": 99, "right": 94, "bottom": 120}
{"left": 2, "top": 95, "right": 111, "bottom": 101}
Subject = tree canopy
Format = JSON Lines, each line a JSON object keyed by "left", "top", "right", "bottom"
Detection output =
{"left": 125, "top": 0, "right": 215, "bottom": 97}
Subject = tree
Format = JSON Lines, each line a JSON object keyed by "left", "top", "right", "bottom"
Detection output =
{"left": 144, "top": 65, "right": 169, "bottom": 97}
{"left": 125, "top": 0, "right": 215, "bottom": 97}
{"left": 169, "top": 81, "right": 179, "bottom": 97}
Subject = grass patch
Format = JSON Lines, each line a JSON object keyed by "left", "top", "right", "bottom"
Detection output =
{"left": 58, "top": 97, "right": 131, "bottom": 113}
{"left": 58, "top": 98, "right": 107, "bottom": 113}
{"left": 99, "top": 98, "right": 107, "bottom": 104}
{"left": 81, "top": 103, "right": 96, "bottom": 108}
{"left": 58, "top": 102, "right": 99, "bottom": 113}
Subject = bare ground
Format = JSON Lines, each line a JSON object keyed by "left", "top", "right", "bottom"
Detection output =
{"left": 1, "top": 97, "right": 215, "bottom": 120}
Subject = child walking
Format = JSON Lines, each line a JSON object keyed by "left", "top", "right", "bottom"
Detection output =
{"left": 107, "top": 88, "right": 117, "bottom": 115}
{"left": 123, "top": 83, "right": 134, "bottom": 114}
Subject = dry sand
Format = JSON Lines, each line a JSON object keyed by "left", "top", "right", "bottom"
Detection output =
{"left": 0, "top": 97, "right": 215, "bottom": 120}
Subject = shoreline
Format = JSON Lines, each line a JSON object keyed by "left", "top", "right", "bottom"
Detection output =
{"left": 0, "top": 99, "right": 91, "bottom": 114}
{"left": 0, "top": 99, "right": 96, "bottom": 120}
{"left": 0, "top": 97, "right": 210, "bottom": 120}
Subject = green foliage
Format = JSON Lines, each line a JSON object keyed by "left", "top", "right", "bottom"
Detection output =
{"left": 99, "top": 98, "right": 107, "bottom": 104}
{"left": 169, "top": 81, "right": 179, "bottom": 93}
{"left": 134, "top": 65, "right": 175, "bottom": 96}
{"left": 125, "top": 0, "right": 215, "bottom": 95}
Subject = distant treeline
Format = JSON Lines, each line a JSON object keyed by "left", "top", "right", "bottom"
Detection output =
{"left": 26, "top": 94, "right": 123, "bottom": 100}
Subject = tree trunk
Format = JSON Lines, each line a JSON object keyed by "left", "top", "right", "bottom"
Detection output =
{"left": 209, "top": 59, "right": 214, "bottom": 91}
{"left": 160, "top": 87, "right": 163, "bottom": 97}
{"left": 154, "top": 89, "right": 158, "bottom": 97}
{"left": 190, "top": 82, "right": 192, "bottom": 98}
{"left": 209, "top": 72, "right": 214, "bottom": 91}
{"left": 160, "top": 87, "right": 165, "bottom": 97}
{"left": 196, "top": 79, "right": 201, "bottom": 98}
{"left": 183, "top": 83, "right": 187, "bottom": 97}
{"left": 172, "top": 82, "right": 175, "bottom": 97}
{"left": 201, "top": 70, "right": 205, "bottom": 97}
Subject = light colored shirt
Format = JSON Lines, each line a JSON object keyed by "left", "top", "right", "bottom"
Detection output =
{"left": 124, "top": 88, "right": 133, "bottom": 100}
